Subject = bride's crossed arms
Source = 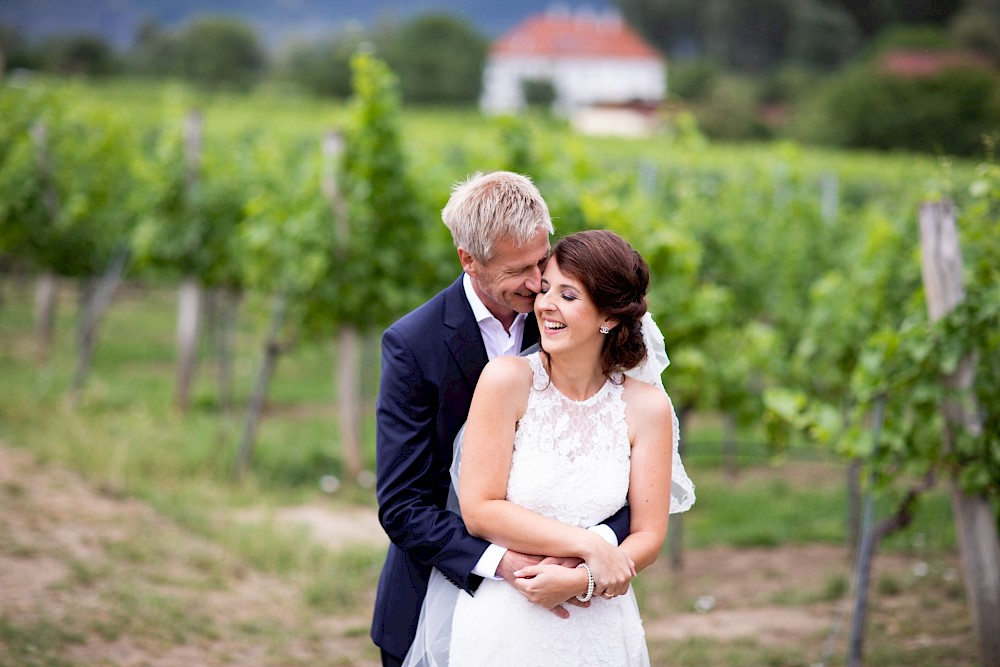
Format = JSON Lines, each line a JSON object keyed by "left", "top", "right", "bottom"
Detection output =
{"left": 458, "top": 353, "right": 674, "bottom": 609}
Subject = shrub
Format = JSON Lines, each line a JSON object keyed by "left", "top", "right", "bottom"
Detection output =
{"left": 792, "top": 63, "right": 1000, "bottom": 156}
{"left": 694, "top": 74, "right": 765, "bottom": 140}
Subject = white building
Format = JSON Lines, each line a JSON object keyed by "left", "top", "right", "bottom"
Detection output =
{"left": 480, "top": 9, "right": 667, "bottom": 118}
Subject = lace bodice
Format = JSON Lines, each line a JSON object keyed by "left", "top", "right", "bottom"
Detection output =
{"left": 447, "top": 352, "right": 648, "bottom": 666}
{"left": 506, "top": 353, "right": 632, "bottom": 529}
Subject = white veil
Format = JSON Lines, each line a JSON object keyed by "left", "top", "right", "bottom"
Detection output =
{"left": 623, "top": 313, "right": 695, "bottom": 514}
{"left": 402, "top": 313, "right": 694, "bottom": 666}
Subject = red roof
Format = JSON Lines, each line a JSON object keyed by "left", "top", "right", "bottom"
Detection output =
{"left": 879, "top": 49, "right": 993, "bottom": 77}
{"left": 491, "top": 14, "right": 663, "bottom": 60}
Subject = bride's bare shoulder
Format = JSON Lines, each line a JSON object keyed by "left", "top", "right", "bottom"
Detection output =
{"left": 479, "top": 356, "right": 532, "bottom": 390}
{"left": 622, "top": 377, "right": 672, "bottom": 423}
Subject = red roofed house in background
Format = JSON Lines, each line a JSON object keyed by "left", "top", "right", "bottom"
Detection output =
{"left": 480, "top": 7, "right": 667, "bottom": 135}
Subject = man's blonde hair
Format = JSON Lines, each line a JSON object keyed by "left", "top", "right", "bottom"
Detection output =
{"left": 441, "top": 171, "right": 553, "bottom": 263}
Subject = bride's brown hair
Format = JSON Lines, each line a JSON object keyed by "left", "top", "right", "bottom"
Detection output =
{"left": 551, "top": 230, "right": 650, "bottom": 377}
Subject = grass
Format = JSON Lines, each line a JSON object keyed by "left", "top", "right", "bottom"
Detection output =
{"left": 649, "top": 636, "right": 807, "bottom": 667}
{"left": 0, "top": 280, "right": 386, "bottom": 618}
{"left": 0, "top": 276, "right": 972, "bottom": 666}
{"left": 0, "top": 617, "right": 83, "bottom": 667}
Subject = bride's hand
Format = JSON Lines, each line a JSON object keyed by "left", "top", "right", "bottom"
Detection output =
{"left": 512, "top": 563, "right": 589, "bottom": 610}
{"left": 583, "top": 538, "right": 635, "bottom": 598}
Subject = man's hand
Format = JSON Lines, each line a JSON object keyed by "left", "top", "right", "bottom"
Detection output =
{"left": 495, "top": 550, "right": 543, "bottom": 584}
{"left": 538, "top": 556, "right": 583, "bottom": 568}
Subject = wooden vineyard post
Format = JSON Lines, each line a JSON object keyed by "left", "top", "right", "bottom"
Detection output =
{"left": 918, "top": 200, "right": 1000, "bottom": 667}
{"left": 30, "top": 122, "right": 60, "bottom": 363}
{"left": 174, "top": 110, "right": 203, "bottom": 412}
{"left": 34, "top": 271, "right": 58, "bottom": 362}
{"left": 323, "top": 130, "right": 364, "bottom": 485}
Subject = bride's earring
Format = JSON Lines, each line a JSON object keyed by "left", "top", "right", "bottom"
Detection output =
{"left": 599, "top": 325, "right": 610, "bottom": 334}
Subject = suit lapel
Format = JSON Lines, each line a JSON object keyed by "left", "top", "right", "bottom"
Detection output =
{"left": 443, "top": 277, "right": 488, "bottom": 393}
{"left": 443, "top": 276, "right": 540, "bottom": 388}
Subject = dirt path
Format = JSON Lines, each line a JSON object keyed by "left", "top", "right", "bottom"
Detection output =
{"left": 0, "top": 444, "right": 380, "bottom": 667}
{"left": 0, "top": 443, "right": 976, "bottom": 666}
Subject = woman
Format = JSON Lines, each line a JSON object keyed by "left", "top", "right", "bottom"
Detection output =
{"left": 407, "top": 230, "right": 694, "bottom": 666}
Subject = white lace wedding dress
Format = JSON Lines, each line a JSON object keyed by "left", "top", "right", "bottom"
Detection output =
{"left": 448, "top": 352, "right": 651, "bottom": 666}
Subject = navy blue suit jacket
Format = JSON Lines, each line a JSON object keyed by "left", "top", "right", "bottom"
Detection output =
{"left": 371, "top": 275, "right": 630, "bottom": 659}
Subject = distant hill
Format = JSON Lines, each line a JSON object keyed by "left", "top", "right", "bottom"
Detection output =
{"left": 0, "top": 0, "right": 616, "bottom": 48}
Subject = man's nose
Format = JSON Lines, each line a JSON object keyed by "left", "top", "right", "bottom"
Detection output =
{"left": 524, "top": 266, "right": 543, "bottom": 293}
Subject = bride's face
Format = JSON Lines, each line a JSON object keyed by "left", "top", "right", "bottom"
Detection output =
{"left": 535, "top": 258, "right": 616, "bottom": 355}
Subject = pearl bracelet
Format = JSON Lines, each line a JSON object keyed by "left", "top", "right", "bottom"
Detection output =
{"left": 576, "top": 563, "right": 594, "bottom": 602}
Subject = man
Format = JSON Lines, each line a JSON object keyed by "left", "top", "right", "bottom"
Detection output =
{"left": 371, "top": 171, "right": 630, "bottom": 666}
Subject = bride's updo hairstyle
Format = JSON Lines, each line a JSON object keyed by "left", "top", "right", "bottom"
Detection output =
{"left": 551, "top": 230, "right": 650, "bottom": 377}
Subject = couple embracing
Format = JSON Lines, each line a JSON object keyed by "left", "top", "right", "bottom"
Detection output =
{"left": 371, "top": 171, "right": 694, "bottom": 667}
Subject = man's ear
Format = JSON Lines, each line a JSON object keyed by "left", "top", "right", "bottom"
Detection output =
{"left": 457, "top": 248, "right": 477, "bottom": 275}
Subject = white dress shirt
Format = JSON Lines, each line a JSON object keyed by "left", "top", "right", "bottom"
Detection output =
{"left": 462, "top": 274, "right": 618, "bottom": 580}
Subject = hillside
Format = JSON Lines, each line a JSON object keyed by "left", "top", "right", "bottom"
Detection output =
{"left": 0, "top": 0, "right": 615, "bottom": 47}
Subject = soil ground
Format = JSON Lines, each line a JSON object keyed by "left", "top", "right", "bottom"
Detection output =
{"left": 0, "top": 444, "right": 978, "bottom": 666}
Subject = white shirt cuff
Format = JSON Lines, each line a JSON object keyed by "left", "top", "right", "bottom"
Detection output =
{"left": 473, "top": 544, "right": 508, "bottom": 580}
{"left": 589, "top": 523, "right": 619, "bottom": 547}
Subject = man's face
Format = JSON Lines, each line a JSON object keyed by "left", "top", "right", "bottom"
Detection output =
{"left": 460, "top": 228, "right": 551, "bottom": 321}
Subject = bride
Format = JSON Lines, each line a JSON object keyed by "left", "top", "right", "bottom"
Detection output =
{"left": 407, "top": 229, "right": 693, "bottom": 666}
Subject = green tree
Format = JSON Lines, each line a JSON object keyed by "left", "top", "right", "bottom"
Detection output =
{"left": 949, "top": 3, "right": 1000, "bottom": 64}
{"left": 321, "top": 51, "right": 442, "bottom": 480}
{"left": 0, "top": 23, "right": 38, "bottom": 72}
{"left": 310, "top": 51, "right": 436, "bottom": 328}
{"left": 233, "top": 123, "right": 331, "bottom": 478}
{"left": 787, "top": 0, "right": 862, "bottom": 70}
{"left": 614, "top": 0, "right": 707, "bottom": 58}
{"left": 866, "top": 23, "right": 956, "bottom": 53}
{"left": 693, "top": 74, "right": 762, "bottom": 139}
{"left": 176, "top": 17, "right": 266, "bottom": 91}
{"left": 283, "top": 27, "right": 367, "bottom": 98}
{"left": 234, "top": 52, "right": 439, "bottom": 480}
{"left": 831, "top": 0, "right": 962, "bottom": 35}
{"left": 128, "top": 20, "right": 182, "bottom": 79}
{"left": 0, "top": 85, "right": 51, "bottom": 257}
{"left": 765, "top": 149, "right": 1000, "bottom": 667}
{"left": 379, "top": 13, "right": 487, "bottom": 105}
{"left": 705, "top": 0, "right": 795, "bottom": 72}
{"left": 131, "top": 103, "right": 248, "bottom": 411}
{"left": 668, "top": 57, "right": 721, "bottom": 100}
{"left": 800, "top": 62, "right": 1000, "bottom": 156}
{"left": 0, "top": 87, "right": 139, "bottom": 392}
{"left": 618, "top": 0, "right": 860, "bottom": 72}
{"left": 40, "top": 33, "right": 119, "bottom": 77}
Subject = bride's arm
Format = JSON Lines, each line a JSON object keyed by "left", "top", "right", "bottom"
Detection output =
{"left": 618, "top": 379, "right": 673, "bottom": 572}
{"left": 507, "top": 379, "right": 674, "bottom": 607}
{"left": 459, "top": 357, "right": 634, "bottom": 597}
